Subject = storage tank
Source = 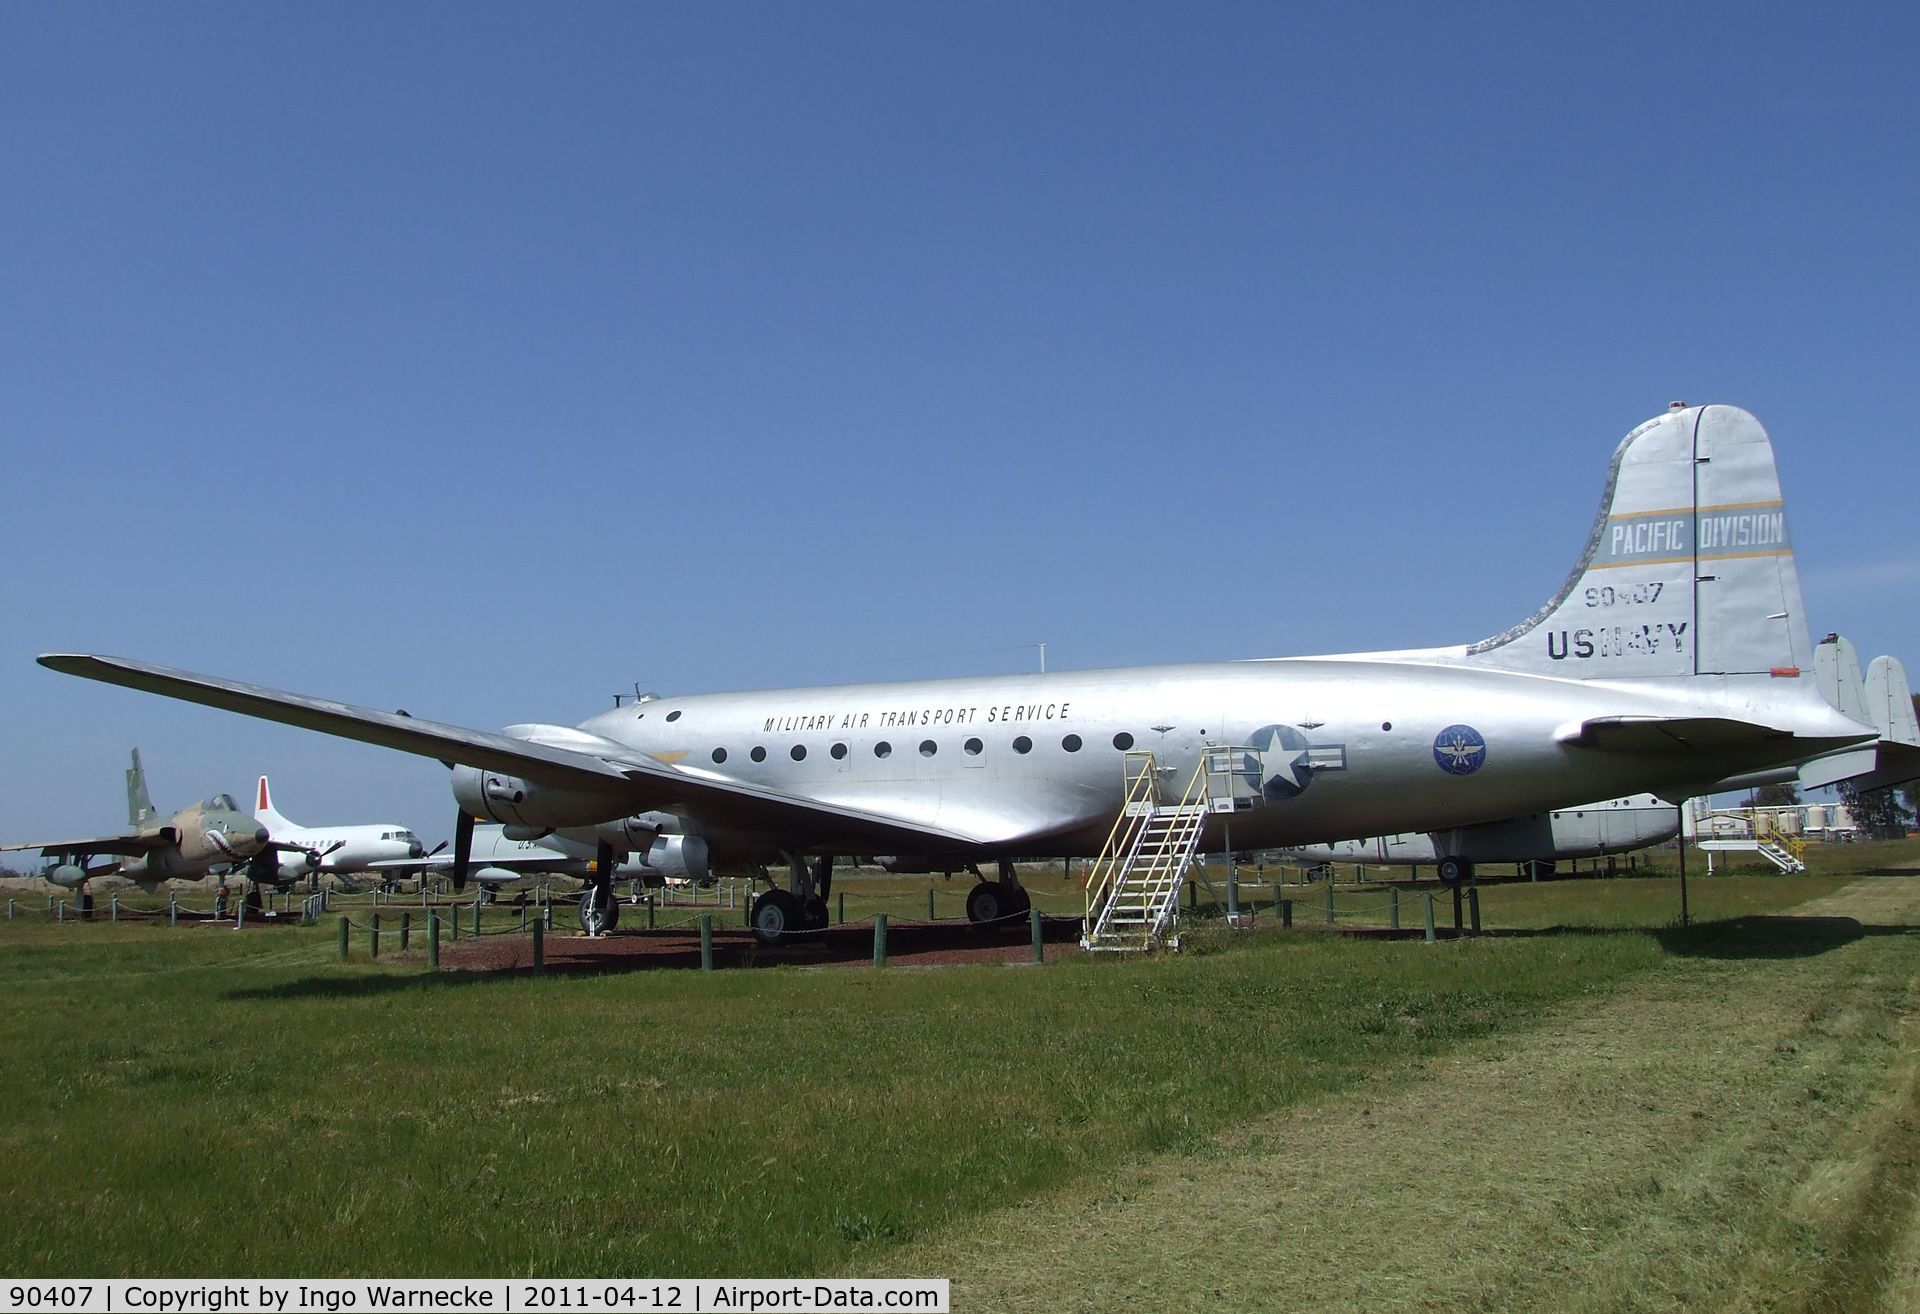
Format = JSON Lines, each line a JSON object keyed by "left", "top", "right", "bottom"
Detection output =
{"left": 1754, "top": 811, "right": 1774, "bottom": 837}
{"left": 1777, "top": 810, "right": 1802, "bottom": 835}
{"left": 1807, "top": 804, "right": 1829, "bottom": 831}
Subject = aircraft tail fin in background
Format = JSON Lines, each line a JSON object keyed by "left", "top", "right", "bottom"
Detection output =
{"left": 1867, "top": 657, "right": 1920, "bottom": 749}
{"left": 1815, "top": 634, "right": 1871, "bottom": 724}
{"left": 255, "top": 776, "right": 296, "bottom": 831}
{"left": 126, "top": 749, "right": 156, "bottom": 827}
{"left": 1461, "top": 405, "right": 1812, "bottom": 681}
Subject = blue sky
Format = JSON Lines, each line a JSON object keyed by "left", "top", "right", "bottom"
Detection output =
{"left": 4, "top": 3, "right": 1916, "bottom": 843}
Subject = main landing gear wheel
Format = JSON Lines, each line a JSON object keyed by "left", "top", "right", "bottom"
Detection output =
{"left": 752, "top": 889, "right": 801, "bottom": 947}
{"left": 579, "top": 882, "right": 620, "bottom": 935}
{"left": 966, "top": 881, "right": 1025, "bottom": 926}
{"left": 1436, "top": 857, "right": 1474, "bottom": 887}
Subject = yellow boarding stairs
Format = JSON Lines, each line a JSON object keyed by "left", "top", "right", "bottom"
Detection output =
{"left": 1082, "top": 747, "right": 1256, "bottom": 951}
{"left": 1697, "top": 832, "right": 1809, "bottom": 874}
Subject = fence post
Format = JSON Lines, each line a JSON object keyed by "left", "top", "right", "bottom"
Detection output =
{"left": 58, "top": 900, "right": 65, "bottom": 923}
{"left": 1389, "top": 886, "right": 1400, "bottom": 931}
{"left": 520, "top": 905, "right": 527, "bottom": 933}
{"left": 1468, "top": 885, "right": 1482, "bottom": 936}
{"left": 235, "top": 895, "right": 245, "bottom": 929}
{"left": 874, "top": 912, "right": 889, "bottom": 967}
{"left": 429, "top": 913, "right": 441, "bottom": 969}
{"left": 169, "top": 893, "right": 177, "bottom": 926}
{"left": 338, "top": 915, "right": 350, "bottom": 960}
{"left": 926, "top": 889, "right": 935, "bottom": 921}
{"left": 6, "top": 898, "right": 13, "bottom": 920}
{"left": 370, "top": 912, "right": 381, "bottom": 959}
{"left": 699, "top": 914, "right": 713, "bottom": 971}
{"left": 1423, "top": 892, "right": 1436, "bottom": 944}
{"left": 837, "top": 891, "right": 845, "bottom": 925}
{"left": 1227, "top": 865, "right": 1240, "bottom": 922}
{"left": 1030, "top": 906, "right": 1045, "bottom": 964}
{"left": 450, "top": 904, "right": 460, "bottom": 940}
{"left": 1281, "top": 898, "right": 1293, "bottom": 928}
{"left": 401, "top": 911, "right": 412, "bottom": 953}
{"left": 1324, "top": 880, "right": 1335, "bottom": 926}
{"left": 1452, "top": 885, "right": 1464, "bottom": 933}
{"left": 648, "top": 897, "right": 656, "bottom": 931}
{"left": 533, "top": 919, "right": 545, "bottom": 975}
{"left": 472, "top": 903, "right": 481, "bottom": 937}
{"left": 111, "top": 893, "right": 119, "bottom": 922}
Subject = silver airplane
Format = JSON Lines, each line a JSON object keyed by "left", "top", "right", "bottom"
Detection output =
{"left": 1284, "top": 793, "right": 1681, "bottom": 879}
{"left": 38, "top": 404, "right": 1877, "bottom": 943}
{"left": 370, "top": 822, "right": 656, "bottom": 908}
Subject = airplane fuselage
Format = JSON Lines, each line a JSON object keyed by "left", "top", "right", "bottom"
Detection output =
{"left": 536, "top": 658, "right": 1853, "bottom": 865}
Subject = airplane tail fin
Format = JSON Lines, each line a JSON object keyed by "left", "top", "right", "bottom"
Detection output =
{"left": 1815, "top": 634, "right": 1871, "bottom": 725}
{"left": 126, "top": 749, "right": 156, "bottom": 827}
{"left": 1460, "top": 404, "right": 1812, "bottom": 681}
{"left": 1866, "top": 657, "right": 1920, "bottom": 749}
{"left": 254, "top": 775, "right": 295, "bottom": 831}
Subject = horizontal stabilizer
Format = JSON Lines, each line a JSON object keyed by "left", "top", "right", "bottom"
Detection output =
{"left": 1555, "top": 716, "right": 1796, "bottom": 753}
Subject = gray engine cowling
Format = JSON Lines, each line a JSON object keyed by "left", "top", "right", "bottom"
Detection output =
{"left": 646, "top": 834, "right": 711, "bottom": 885}
{"left": 450, "top": 765, "right": 634, "bottom": 830}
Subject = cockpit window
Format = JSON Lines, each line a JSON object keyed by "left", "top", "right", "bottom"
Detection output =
{"left": 206, "top": 794, "right": 238, "bottom": 811}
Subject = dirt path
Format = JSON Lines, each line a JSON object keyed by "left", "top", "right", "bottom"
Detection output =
{"left": 873, "top": 879, "right": 1920, "bottom": 1312}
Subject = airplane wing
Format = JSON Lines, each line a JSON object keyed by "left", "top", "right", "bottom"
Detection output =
{"left": 39, "top": 654, "right": 1030, "bottom": 850}
{"left": 0, "top": 834, "right": 167, "bottom": 859}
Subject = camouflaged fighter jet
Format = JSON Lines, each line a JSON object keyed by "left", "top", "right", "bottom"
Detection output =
{"left": 37, "top": 404, "right": 1880, "bottom": 944}
{"left": 2, "top": 749, "right": 279, "bottom": 897}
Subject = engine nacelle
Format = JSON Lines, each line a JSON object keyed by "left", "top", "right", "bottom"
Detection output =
{"left": 46, "top": 864, "right": 89, "bottom": 889}
{"left": 646, "top": 834, "right": 711, "bottom": 885}
{"left": 470, "top": 866, "right": 521, "bottom": 887}
{"left": 593, "top": 811, "right": 676, "bottom": 851}
{"left": 451, "top": 764, "right": 635, "bottom": 830}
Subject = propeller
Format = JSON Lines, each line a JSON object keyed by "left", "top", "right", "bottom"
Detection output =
{"left": 451, "top": 811, "right": 474, "bottom": 892}
{"left": 305, "top": 839, "right": 347, "bottom": 869}
{"left": 421, "top": 840, "right": 448, "bottom": 859}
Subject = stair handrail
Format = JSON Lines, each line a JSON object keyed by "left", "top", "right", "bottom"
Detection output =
{"left": 1082, "top": 752, "right": 1163, "bottom": 929}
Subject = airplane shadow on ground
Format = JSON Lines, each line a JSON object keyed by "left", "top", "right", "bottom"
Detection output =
{"left": 224, "top": 916, "right": 1087, "bottom": 1001}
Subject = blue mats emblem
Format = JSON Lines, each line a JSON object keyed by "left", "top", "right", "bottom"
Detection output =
{"left": 1432, "top": 724, "right": 1487, "bottom": 776}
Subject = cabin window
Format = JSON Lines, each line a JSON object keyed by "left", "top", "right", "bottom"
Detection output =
{"left": 712, "top": 748, "right": 728, "bottom": 764}
{"left": 1112, "top": 732, "right": 1134, "bottom": 750}
{"left": 964, "top": 737, "right": 983, "bottom": 755}
{"left": 830, "top": 742, "right": 848, "bottom": 760}
{"left": 919, "top": 739, "right": 938, "bottom": 757}
{"left": 1013, "top": 735, "right": 1033, "bottom": 754}
{"left": 666, "top": 710, "right": 682, "bottom": 722}
{"left": 790, "top": 745, "right": 807, "bottom": 761}
{"left": 1062, "top": 734, "right": 1082, "bottom": 752}
{"left": 874, "top": 741, "right": 893, "bottom": 758}
{"left": 750, "top": 746, "right": 767, "bottom": 763}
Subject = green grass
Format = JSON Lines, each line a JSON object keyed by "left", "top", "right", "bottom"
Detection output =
{"left": 0, "top": 859, "right": 1900, "bottom": 1278}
